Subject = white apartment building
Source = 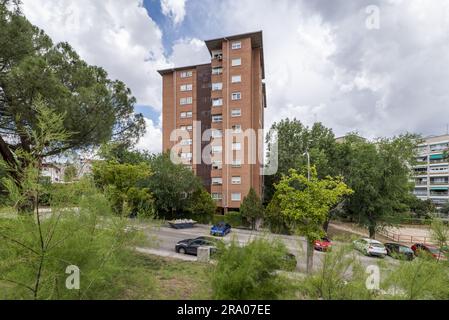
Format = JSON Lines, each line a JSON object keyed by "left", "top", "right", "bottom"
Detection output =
{"left": 412, "top": 134, "right": 449, "bottom": 208}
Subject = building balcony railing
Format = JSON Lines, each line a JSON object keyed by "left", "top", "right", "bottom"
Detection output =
{"left": 430, "top": 182, "right": 449, "bottom": 185}
{"left": 429, "top": 159, "right": 449, "bottom": 165}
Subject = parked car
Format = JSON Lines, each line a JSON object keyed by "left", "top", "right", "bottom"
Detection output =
{"left": 175, "top": 237, "right": 219, "bottom": 255}
{"left": 314, "top": 237, "right": 332, "bottom": 252}
{"left": 353, "top": 238, "right": 387, "bottom": 257}
{"left": 411, "top": 243, "right": 447, "bottom": 261}
{"left": 384, "top": 243, "right": 414, "bottom": 260}
{"left": 210, "top": 222, "right": 231, "bottom": 237}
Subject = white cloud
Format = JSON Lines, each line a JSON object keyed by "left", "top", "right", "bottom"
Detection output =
{"left": 185, "top": 0, "right": 449, "bottom": 138}
{"left": 21, "top": 0, "right": 170, "bottom": 110}
{"left": 161, "top": 0, "right": 187, "bottom": 26}
{"left": 168, "top": 37, "right": 210, "bottom": 67}
{"left": 136, "top": 117, "right": 163, "bottom": 153}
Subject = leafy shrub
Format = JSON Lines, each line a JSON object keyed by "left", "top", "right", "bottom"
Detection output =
{"left": 212, "top": 211, "right": 247, "bottom": 227}
{"left": 211, "top": 238, "right": 293, "bottom": 299}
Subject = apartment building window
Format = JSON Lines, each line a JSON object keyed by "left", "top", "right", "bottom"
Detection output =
{"left": 180, "top": 71, "right": 192, "bottom": 78}
{"left": 212, "top": 115, "right": 223, "bottom": 123}
{"left": 232, "top": 159, "right": 242, "bottom": 168}
{"left": 231, "top": 193, "right": 241, "bottom": 201}
{"left": 180, "top": 139, "right": 192, "bottom": 146}
{"left": 231, "top": 75, "right": 241, "bottom": 83}
{"left": 180, "top": 125, "right": 193, "bottom": 131}
{"left": 212, "top": 50, "right": 223, "bottom": 60}
{"left": 232, "top": 143, "right": 241, "bottom": 151}
{"left": 180, "top": 84, "right": 193, "bottom": 91}
{"left": 212, "top": 98, "right": 223, "bottom": 107}
{"left": 212, "top": 83, "right": 223, "bottom": 91}
{"left": 231, "top": 92, "right": 241, "bottom": 100}
{"left": 212, "top": 129, "right": 223, "bottom": 138}
{"left": 212, "top": 161, "right": 222, "bottom": 170}
{"left": 180, "top": 97, "right": 193, "bottom": 105}
{"left": 231, "top": 41, "right": 242, "bottom": 50}
{"left": 231, "top": 176, "right": 241, "bottom": 185}
{"left": 212, "top": 145, "right": 222, "bottom": 154}
{"left": 232, "top": 124, "right": 242, "bottom": 133}
{"left": 212, "top": 177, "right": 223, "bottom": 185}
{"left": 181, "top": 152, "right": 192, "bottom": 159}
{"left": 180, "top": 111, "right": 192, "bottom": 118}
{"left": 212, "top": 193, "right": 222, "bottom": 200}
{"left": 231, "top": 109, "right": 241, "bottom": 117}
{"left": 231, "top": 58, "right": 241, "bottom": 67}
{"left": 212, "top": 67, "right": 223, "bottom": 75}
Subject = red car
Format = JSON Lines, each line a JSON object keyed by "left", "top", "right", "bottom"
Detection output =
{"left": 411, "top": 243, "right": 447, "bottom": 261}
{"left": 314, "top": 237, "right": 332, "bottom": 251}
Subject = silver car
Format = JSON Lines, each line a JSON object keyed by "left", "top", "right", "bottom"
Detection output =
{"left": 353, "top": 238, "right": 387, "bottom": 257}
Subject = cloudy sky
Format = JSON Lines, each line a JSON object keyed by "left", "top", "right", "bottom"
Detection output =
{"left": 20, "top": 0, "right": 449, "bottom": 153}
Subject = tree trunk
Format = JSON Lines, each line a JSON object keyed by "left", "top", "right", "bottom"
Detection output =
{"left": 306, "top": 237, "right": 314, "bottom": 274}
{"left": 323, "top": 219, "right": 330, "bottom": 233}
{"left": 368, "top": 224, "right": 376, "bottom": 239}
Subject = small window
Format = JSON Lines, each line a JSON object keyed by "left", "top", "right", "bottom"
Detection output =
{"left": 212, "top": 161, "right": 222, "bottom": 170}
{"left": 180, "top": 139, "right": 192, "bottom": 146}
{"left": 212, "top": 67, "right": 223, "bottom": 75}
{"left": 231, "top": 176, "right": 241, "bottom": 185}
{"left": 231, "top": 193, "right": 241, "bottom": 201}
{"left": 212, "top": 177, "right": 223, "bottom": 185}
{"left": 212, "top": 82, "right": 223, "bottom": 91}
{"left": 180, "top": 111, "right": 192, "bottom": 118}
{"left": 212, "top": 129, "right": 223, "bottom": 138}
{"left": 232, "top": 143, "right": 241, "bottom": 151}
{"left": 231, "top": 109, "right": 241, "bottom": 117}
{"left": 232, "top": 160, "right": 242, "bottom": 168}
{"left": 212, "top": 145, "right": 222, "bottom": 154}
{"left": 231, "top": 75, "right": 241, "bottom": 83}
{"left": 212, "top": 115, "right": 223, "bottom": 123}
{"left": 232, "top": 58, "right": 241, "bottom": 66}
{"left": 180, "top": 71, "right": 193, "bottom": 78}
{"left": 231, "top": 92, "right": 241, "bottom": 100}
{"left": 180, "top": 97, "right": 192, "bottom": 105}
{"left": 212, "top": 193, "right": 222, "bottom": 200}
{"left": 186, "top": 125, "right": 193, "bottom": 131}
{"left": 181, "top": 152, "right": 192, "bottom": 159}
{"left": 232, "top": 125, "right": 242, "bottom": 133}
{"left": 180, "top": 84, "right": 192, "bottom": 91}
{"left": 212, "top": 98, "right": 223, "bottom": 107}
{"left": 231, "top": 41, "right": 242, "bottom": 50}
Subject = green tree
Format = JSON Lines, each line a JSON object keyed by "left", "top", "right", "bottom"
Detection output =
{"left": 92, "top": 161, "right": 153, "bottom": 217}
{"left": 405, "top": 195, "right": 436, "bottom": 219}
{"left": 240, "top": 187, "right": 264, "bottom": 230}
{"left": 186, "top": 188, "right": 216, "bottom": 223}
{"left": 271, "top": 168, "right": 353, "bottom": 273}
{"left": 142, "top": 153, "right": 202, "bottom": 219}
{"left": 264, "top": 119, "right": 338, "bottom": 203}
{"left": 211, "top": 239, "right": 293, "bottom": 299}
{"left": 439, "top": 202, "right": 449, "bottom": 215}
{"left": 0, "top": 100, "right": 146, "bottom": 299}
{"left": 63, "top": 164, "right": 77, "bottom": 183}
{"left": 98, "top": 142, "right": 153, "bottom": 165}
{"left": 0, "top": 2, "right": 145, "bottom": 200}
{"left": 335, "top": 134, "right": 418, "bottom": 238}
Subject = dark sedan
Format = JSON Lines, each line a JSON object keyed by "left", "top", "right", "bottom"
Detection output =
{"left": 175, "top": 237, "right": 219, "bottom": 255}
{"left": 384, "top": 243, "right": 414, "bottom": 260}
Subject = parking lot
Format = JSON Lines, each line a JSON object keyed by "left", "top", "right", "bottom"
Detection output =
{"left": 143, "top": 223, "right": 399, "bottom": 272}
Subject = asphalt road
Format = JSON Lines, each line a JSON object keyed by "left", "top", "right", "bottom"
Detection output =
{"left": 145, "top": 223, "right": 399, "bottom": 272}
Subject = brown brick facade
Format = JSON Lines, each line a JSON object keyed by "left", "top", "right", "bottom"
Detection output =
{"left": 158, "top": 32, "right": 266, "bottom": 213}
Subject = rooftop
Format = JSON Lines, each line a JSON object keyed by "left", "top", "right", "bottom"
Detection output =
{"left": 157, "top": 31, "right": 266, "bottom": 79}
{"left": 205, "top": 31, "right": 265, "bottom": 79}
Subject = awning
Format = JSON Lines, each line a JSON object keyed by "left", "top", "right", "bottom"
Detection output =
{"left": 430, "top": 187, "right": 449, "bottom": 191}
{"left": 430, "top": 154, "right": 444, "bottom": 160}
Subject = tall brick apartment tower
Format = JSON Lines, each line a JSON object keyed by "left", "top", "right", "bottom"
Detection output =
{"left": 158, "top": 31, "right": 266, "bottom": 214}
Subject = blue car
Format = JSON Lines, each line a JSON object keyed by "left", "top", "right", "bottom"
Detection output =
{"left": 210, "top": 222, "right": 231, "bottom": 237}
